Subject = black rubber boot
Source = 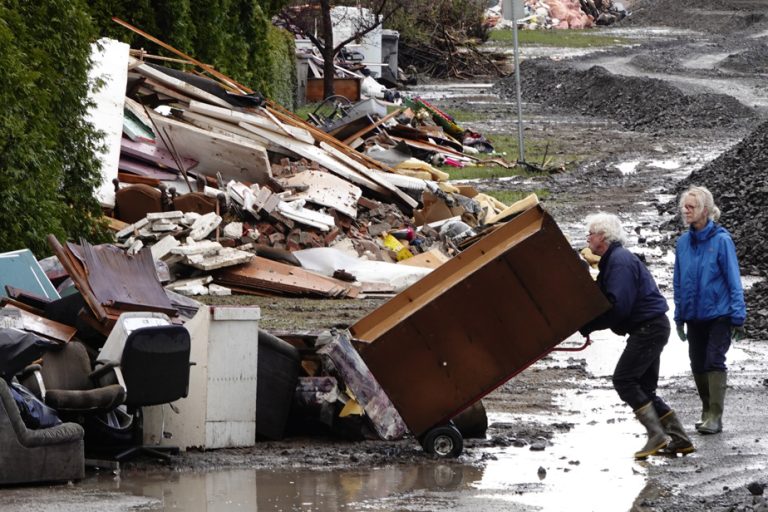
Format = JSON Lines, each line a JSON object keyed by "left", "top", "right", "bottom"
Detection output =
{"left": 633, "top": 402, "right": 670, "bottom": 459}
{"left": 659, "top": 410, "right": 695, "bottom": 455}
{"left": 693, "top": 373, "right": 710, "bottom": 429}
{"left": 698, "top": 371, "right": 726, "bottom": 434}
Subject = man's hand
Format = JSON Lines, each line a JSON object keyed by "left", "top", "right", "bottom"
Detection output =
{"left": 732, "top": 325, "right": 746, "bottom": 342}
{"left": 676, "top": 323, "right": 687, "bottom": 342}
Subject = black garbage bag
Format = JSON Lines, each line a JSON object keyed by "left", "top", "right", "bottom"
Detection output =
{"left": 9, "top": 381, "right": 62, "bottom": 429}
{"left": 0, "top": 328, "right": 60, "bottom": 382}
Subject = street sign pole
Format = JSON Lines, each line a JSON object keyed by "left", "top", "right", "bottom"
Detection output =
{"left": 510, "top": 0, "right": 525, "bottom": 163}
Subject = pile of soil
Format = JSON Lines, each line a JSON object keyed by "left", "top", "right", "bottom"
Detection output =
{"left": 620, "top": 0, "right": 768, "bottom": 34}
{"left": 661, "top": 120, "right": 768, "bottom": 338}
{"left": 496, "top": 60, "right": 756, "bottom": 132}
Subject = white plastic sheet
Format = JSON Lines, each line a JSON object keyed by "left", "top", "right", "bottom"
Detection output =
{"left": 294, "top": 247, "right": 432, "bottom": 292}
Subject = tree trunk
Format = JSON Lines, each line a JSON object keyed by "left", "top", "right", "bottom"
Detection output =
{"left": 320, "top": 0, "right": 336, "bottom": 99}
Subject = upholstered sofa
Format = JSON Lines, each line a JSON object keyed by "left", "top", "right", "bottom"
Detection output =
{"left": 0, "top": 379, "right": 84, "bottom": 485}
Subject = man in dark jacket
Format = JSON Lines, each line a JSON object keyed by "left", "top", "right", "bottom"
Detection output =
{"left": 580, "top": 213, "right": 694, "bottom": 458}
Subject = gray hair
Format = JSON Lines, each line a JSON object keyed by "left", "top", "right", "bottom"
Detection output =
{"left": 586, "top": 213, "right": 627, "bottom": 245}
{"left": 679, "top": 186, "right": 721, "bottom": 223}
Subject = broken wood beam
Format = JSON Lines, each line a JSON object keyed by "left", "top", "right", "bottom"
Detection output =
{"left": 341, "top": 108, "right": 403, "bottom": 146}
{"left": 45, "top": 235, "right": 108, "bottom": 323}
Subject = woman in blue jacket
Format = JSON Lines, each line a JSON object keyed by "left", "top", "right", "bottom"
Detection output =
{"left": 674, "top": 186, "right": 746, "bottom": 435}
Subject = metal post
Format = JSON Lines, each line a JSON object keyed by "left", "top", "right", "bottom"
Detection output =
{"left": 511, "top": 0, "right": 525, "bottom": 163}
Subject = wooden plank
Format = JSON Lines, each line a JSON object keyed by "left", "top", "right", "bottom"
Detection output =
{"left": 45, "top": 235, "right": 108, "bottom": 323}
{"left": 214, "top": 256, "right": 359, "bottom": 298}
{"left": 121, "top": 136, "right": 198, "bottom": 172}
{"left": 306, "top": 78, "right": 360, "bottom": 103}
{"left": 118, "top": 157, "right": 179, "bottom": 180}
{"left": 238, "top": 122, "right": 386, "bottom": 193}
{"left": 341, "top": 108, "right": 403, "bottom": 146}
{"left": 266, "top": 107, "right": 418, "bottom": 210}
{"left": 188, "top": 100, "right": 315, "bottom": 144}
{"left": 132, "top": 59, "right": 234, "bottom": 108}
{"left": 2, "top": 304, "right": 76, "bottom": 343}
{"left": 139, "top": 77, "right": 195, "bottom": 104}
{"left": 319, "top": 142, "right": 418, "bottom": 208}
{"left": 112, "top": 17, "right": 250, "bottom": 93}
{"left": 150, "top": 113, "right": 272, "bottom": 185}
{"left": 180, "top": 110, "right": 300, "bottom": 158}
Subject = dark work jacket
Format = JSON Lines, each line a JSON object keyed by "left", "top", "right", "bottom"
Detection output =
{"left": 580, "top": 242, "right": 668, "bottom": 336}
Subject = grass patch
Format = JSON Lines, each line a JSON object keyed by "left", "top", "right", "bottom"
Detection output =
{"left": 448, "top": 110, "right": 486, "bottom": 123}
{"left": 489, "top": 28, "right": 630, "bottom": 47}
{"left": 446, "top": 165, "right": 526, "bottom": 180}
{"left": 486, "top": 188, "right": 549, "bottom": 205}
{"left": 446, "top": 133, "right": 584, "bottom": 176}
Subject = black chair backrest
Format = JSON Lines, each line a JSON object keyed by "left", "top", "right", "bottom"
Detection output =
{"left": 121, "top": 325, "right": 191, "bottom": 408}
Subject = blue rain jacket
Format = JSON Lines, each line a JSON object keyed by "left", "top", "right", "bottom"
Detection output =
{"left": 673, "top": 220, "right": 745, "bottom": 326}
{"left": 580, "top": 242, "right": 668, "bottom": 336}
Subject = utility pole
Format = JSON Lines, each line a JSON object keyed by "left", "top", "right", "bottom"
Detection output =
{"left": 503, "top": 0, "right": 526, "bottom": 163}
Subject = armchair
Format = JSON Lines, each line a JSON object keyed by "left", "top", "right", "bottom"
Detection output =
{"left": 0, "top": 378, "right": 84, "bottom": 485}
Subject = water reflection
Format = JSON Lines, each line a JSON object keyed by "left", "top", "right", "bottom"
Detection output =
{"left": 86, "top": 463, "right": 484, "bottom": 511}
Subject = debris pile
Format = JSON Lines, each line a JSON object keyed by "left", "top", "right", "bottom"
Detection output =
{"left": 399, "top": 39, "right": 509, "bottom": 80}
{"left": 487, "top": 0, "right": 627, "bottom": 29}
{"left": 497, "top": 61, "right": 757, "bottom": 132}
{"left": 661, "top": 120, "right": 768, "bottom": 338}
{"left": 99, "top": 40, "right": 527, "bottom": 299}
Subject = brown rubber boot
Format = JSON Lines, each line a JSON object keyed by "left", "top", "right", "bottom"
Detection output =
{"left": 633, "top": 402, "right": 670, "bottom": 459}
{"left": 659, "top": 410, "right": 695, "bottom": 455}
{"left": 693, "top": 373, "right": 710, "bottom": 429}
{"left": 698, "top": 371, "right": 726, "bottom": 434}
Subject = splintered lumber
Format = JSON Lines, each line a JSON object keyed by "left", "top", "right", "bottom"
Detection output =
{"left": 188, "top": 101, "right": 314, "bottom": 144}
{"left": 79, "top": 241, "right": 176, "bottom": 316}
{"left": 213, "top": 256, "right": 360, "bottom": 298}
{"left": 238, "top": 122, "right": 385, "bottom": 193}
{"left": 1, "top": 304, "right": 76, "bottom": 343}
{"left": 120, "top": 137, "right": 198, "bottom": 173}
{"left": 46, "top": 235, "right": 108, "bottom": 323}
{"left": 112, "top": 18, "right": 415, "bottom": 210}
{"left": 113, "top": 17, "right": 250, "bottom": 93}
{"left": 118, "top": 157, "right": 179, "bottom": 180}
{"left": 266, "top": 106, "right": 419, "bottom": 210}
{"left": 150, "top": 113, "right": 272, "bottom": 185}
{"left": 179, "top": 111, "right": 299, "bottom": 158}
{"left": 131, "top": 59, "right": 233, "bottom": 108}
{"left": 341, "top": 108, "right": 403, "bottom": 146}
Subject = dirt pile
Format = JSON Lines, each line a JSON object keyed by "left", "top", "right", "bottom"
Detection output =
{"left": 662, "top": 120, "right": 768, "bottom": 338}
{"left": 496, "top": 60, "right": 756, "bottom": 132}
{"left": 619, "top": 0, "right": 768, "bottom": 34}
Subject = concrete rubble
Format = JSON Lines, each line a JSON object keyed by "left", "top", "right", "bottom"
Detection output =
{"left": 0, "top": 27, "right": 548, "bottom": 484}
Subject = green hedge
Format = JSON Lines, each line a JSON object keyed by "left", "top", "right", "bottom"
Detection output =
{"left": 0, "top": 0, "right": 110, "bottom": 256}
{"left": 88, "top": 0, "right": 296, "bottom": 108}
{"left": 0, "top": 1, "right": 295, "bottom": 255}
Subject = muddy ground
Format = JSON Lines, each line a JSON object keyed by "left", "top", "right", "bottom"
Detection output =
{"left": 243, "top": 0, "right": 768, "bottom": 509}
{"left": 177, "top": 0, "right": 768, "bottom": 508}
{"left": 5, "top": 1, "right": 768, "bottom": 510}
